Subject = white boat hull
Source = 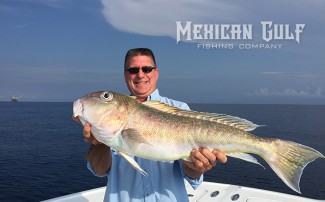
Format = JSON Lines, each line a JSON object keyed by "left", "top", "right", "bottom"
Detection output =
{"left": 43, "top": 181, "right": 325, "bottom": 202}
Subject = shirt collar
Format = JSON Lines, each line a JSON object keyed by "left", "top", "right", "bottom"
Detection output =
{"left": 147, "top": 89, "right": 160, "bottom": 101}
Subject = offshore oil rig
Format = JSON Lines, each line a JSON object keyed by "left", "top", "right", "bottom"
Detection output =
{"left": 11, "top": 96, "right": 21, "bottom": 102}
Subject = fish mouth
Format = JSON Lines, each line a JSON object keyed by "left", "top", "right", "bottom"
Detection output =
{"left": 73, "top": 99, "right": 83, "bottom": 118}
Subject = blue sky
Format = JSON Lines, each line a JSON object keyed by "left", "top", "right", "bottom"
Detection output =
{"left": 1, "top": 0, "right": 324, "bottom": 104}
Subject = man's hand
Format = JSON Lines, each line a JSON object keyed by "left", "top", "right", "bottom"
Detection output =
{"left": 182, "top": 148, "right": 227, "bottom": 179}
{"left": 82, "top": 123, "right": 101, "bottom": 145}
{"left": 72, "top": 116, "right": 101, "bottom": 145}
{"left": 72, "top": 116, "right": 112, "bottom": 176}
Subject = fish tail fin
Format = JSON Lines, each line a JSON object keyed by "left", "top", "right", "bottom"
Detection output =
{"left": 263, "top": 139, "right": 324, "bottom": 194}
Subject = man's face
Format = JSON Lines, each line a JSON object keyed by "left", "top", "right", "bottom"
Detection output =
{"left": 124, "top": 55, "right": 159, "bottom": 99}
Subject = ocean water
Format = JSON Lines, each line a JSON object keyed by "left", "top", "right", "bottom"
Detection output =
{"left": 0, "top": 102, "right": 324, "bottom": 201}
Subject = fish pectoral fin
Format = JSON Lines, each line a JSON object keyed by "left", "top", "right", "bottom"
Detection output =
{"left": 119, "top": 152, "right": 148, "bottom": 176}
{"left": 228, "top": 152, "right": 265, "bottom": 169}
{"left": 182, "top": 157, "right": 193, "bottom": 162}
{"left": 121, "top": 128, "right": 152, "bottom": 148}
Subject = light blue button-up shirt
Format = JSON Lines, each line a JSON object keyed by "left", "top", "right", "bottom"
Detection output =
{"left": 88, "top": 89, "right": 203, "bottom": 202}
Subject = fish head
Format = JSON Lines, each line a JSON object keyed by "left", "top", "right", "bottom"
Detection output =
{"left": 73, "top": 91, "right": 128, "bottom": 144}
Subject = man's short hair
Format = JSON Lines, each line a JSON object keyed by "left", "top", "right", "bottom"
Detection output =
{"left": 124, "top": 48, "right": 157, "bottom": 70}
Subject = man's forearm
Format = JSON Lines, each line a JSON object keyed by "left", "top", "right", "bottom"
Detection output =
{"left": 87, "top": 144, "right": 112, "bottom": 176}
{"left": 182, "top": 160, "right": 203, "bottom": 180}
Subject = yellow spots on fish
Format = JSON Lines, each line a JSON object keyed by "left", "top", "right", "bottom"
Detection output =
{"left": 106, "top": 119, "right": 124, "bottom": 125}
{"left": 118, "top": 105, "right": 127, "bottom": 113}
{"left": 102, "top": 106, "right": 127, "bottom": 127}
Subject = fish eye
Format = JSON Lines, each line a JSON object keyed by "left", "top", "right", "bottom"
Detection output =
{"left": 100, "top": 91, "right": 113, "bottom": 101}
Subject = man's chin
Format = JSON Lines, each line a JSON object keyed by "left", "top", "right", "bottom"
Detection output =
{"left": 132, "top": 89, "right": 152, "bottom": 97}
{"left": 132, "top": 90, "right": 148, "bottom": 96}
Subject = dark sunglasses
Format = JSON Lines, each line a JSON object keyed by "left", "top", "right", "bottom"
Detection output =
{"left": 126, "top": 66, "right": 157, "bottom": 74}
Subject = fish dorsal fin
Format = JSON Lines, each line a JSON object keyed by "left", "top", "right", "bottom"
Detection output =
{"left": 142, "top": 101, "right": 261, "bottom": 131}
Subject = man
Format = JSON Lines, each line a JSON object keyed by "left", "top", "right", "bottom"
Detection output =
{"left": 78, "top": 48, "right": 227, "bottom": 201}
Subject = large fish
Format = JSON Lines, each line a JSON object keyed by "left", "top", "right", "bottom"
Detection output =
{"left": 73, "top": 91, "right": 324, "bottom": 194}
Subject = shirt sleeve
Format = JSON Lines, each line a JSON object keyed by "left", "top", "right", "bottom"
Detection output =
{"left": 87, "top": 150, "right": 114, "bottom": 177}
{"left": 179, "top": 159, "right": 203, "bottom": 190}
{"left": 87, "top": 161, "right": 110, "bottom": 177}
{"left": 171, "top": 101, "right": 190, "bottom": 110}
{"left": 179, "top": 102, "right": 190, "bottom": 110}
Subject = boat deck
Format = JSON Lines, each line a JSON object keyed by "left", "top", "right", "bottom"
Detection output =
{"left": 43, "top": 181, "right": 324, "bottom": 202}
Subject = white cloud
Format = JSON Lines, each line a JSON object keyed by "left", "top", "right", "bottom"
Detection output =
{"left": 15, "top": 22, "right": 36, "bottom": 29}
{"left": 100, "top": 0, "right": 325, "bottom": 42}
{"left": 100, "top": 0, "right": 245, "bottom": 38}
{"left": 252, "top": 87, "right": 323, "bottom": 98}
{"left": 261, "top": 72, "right": 287, "bottom": 75}
{"left": 0, "top": 4, "right": 16, "bottom": 12}
{"left": 261, "top": 71, "right": 325, "bottom": 81}
{"left": 21, "top": 0, "right": 67, "bottom": 8}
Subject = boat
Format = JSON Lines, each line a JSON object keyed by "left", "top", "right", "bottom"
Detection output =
{"left": 11, "top": 96, "right": 21, "bottom": 102}
{"left": 43, "top": 181, "right": 325, "bottom": 202}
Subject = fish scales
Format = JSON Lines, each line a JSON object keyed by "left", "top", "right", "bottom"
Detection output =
{"left": 128, "top": 103, "right": 256, "bottom": 157}
{"left": 73, "top": 91, "right": 324, "bottom": 194}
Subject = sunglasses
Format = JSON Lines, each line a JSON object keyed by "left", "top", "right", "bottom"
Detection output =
{"left": 126, "top": 66, "right": 157, "bottom": 74}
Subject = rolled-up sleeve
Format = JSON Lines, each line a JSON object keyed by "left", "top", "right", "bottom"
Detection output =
{"left": 87, "top": 160, "right": 110, "bottom": 177}
{"left": 184, "top": 175, "right": 203, "bottom": 190}
{"left": 178, "top": 159, "right": 203, "bottom": 190}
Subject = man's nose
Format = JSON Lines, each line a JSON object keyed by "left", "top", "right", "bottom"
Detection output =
{"left": 136, "top": 69, "right": 145, "bottom": 77}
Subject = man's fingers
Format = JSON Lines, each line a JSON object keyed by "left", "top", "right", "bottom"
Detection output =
{"left": 84, "top": 135, "right": 93, "bottom": 143}
{"left": 182, "top": 160, "right": 196, "bottom": 170}
{"left": 191, "top": 149, "right": 209, "bottom": 167}
{"left": 83, "top": 123, "right": 91, "bottom": 137}
{"left": 72, "top": 116, "right": 81, "bottom": 123}
{"left": 91, "top": 139, "right": 100, "bottom": 145}
{"left": 83, "top": 123, "right": 93, "bottom": 142}
{"left": 200, "top": 148, "right": 217, "bottom": 165}
{"left": 74, "top": 118, "right": 101, "bottom": 145}
{"left": 212, "top": 149, "right": 227, "bottom": 164}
